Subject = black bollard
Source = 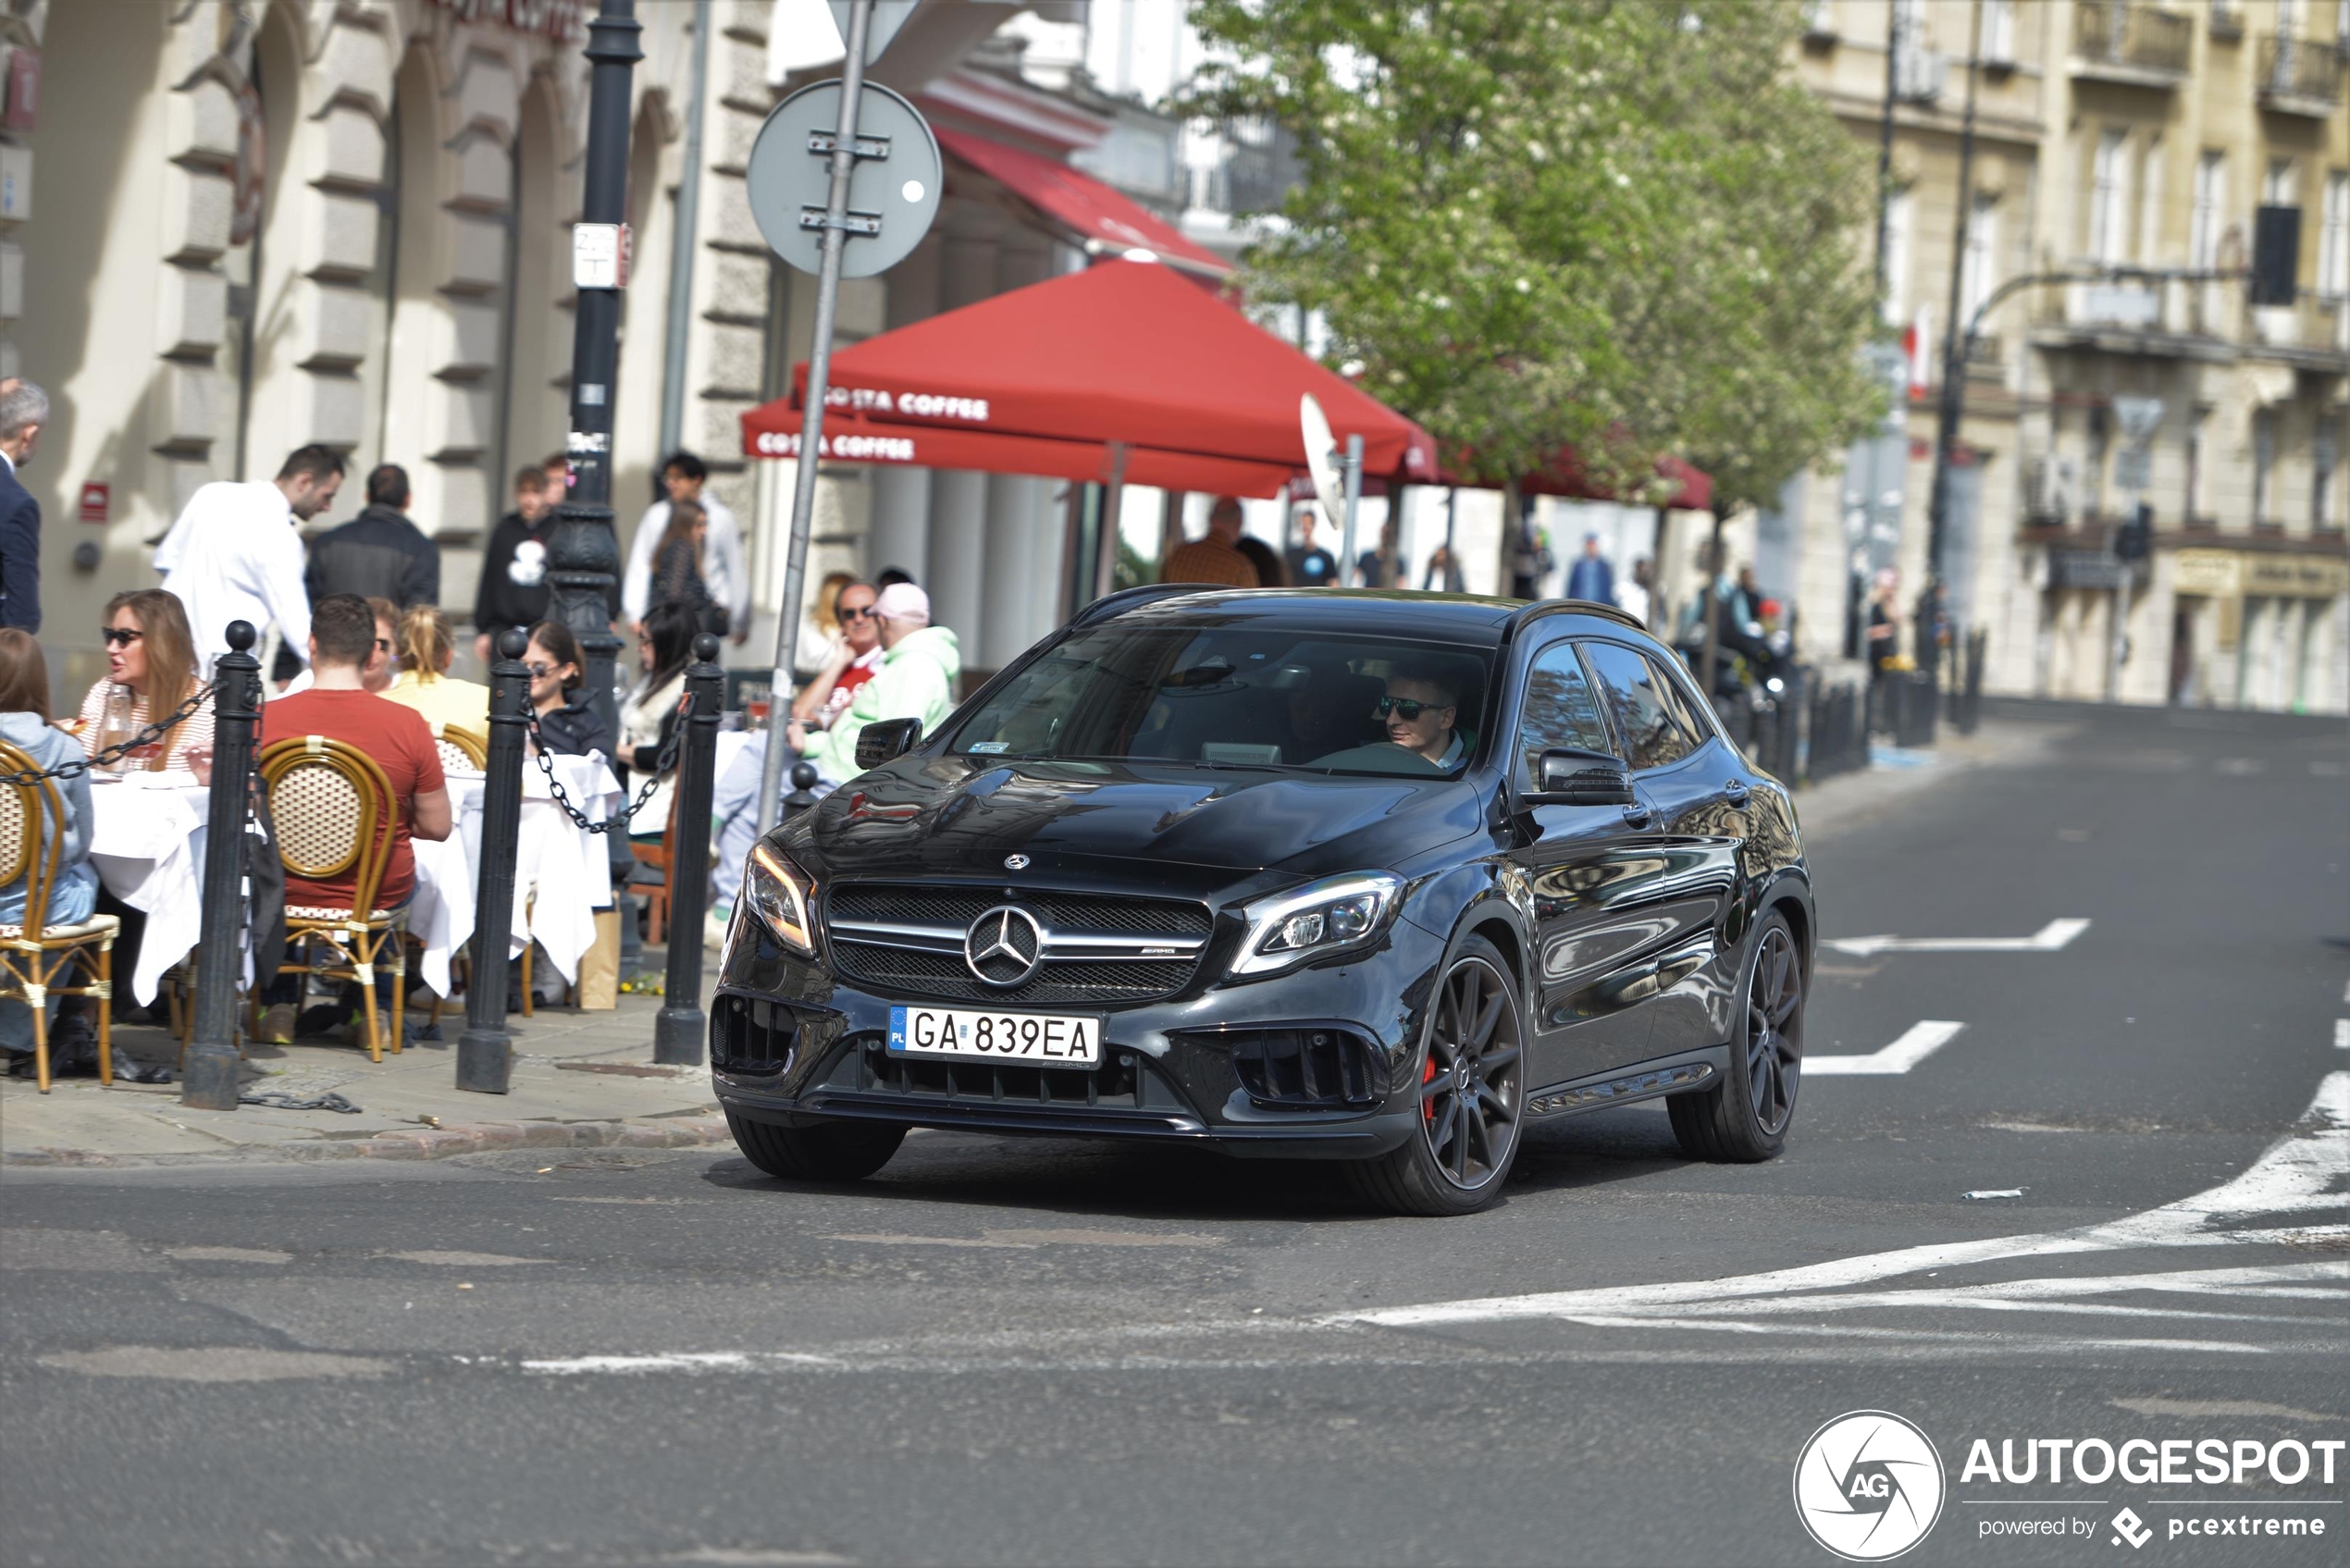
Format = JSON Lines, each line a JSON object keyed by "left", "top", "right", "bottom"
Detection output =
{"left": 653, "top": 634, "right": 724, "bottom": 1066}
{"left": 458, "top": 629, "right": 532, "bottom": 1093}
{"left": 784, "top": 760, "right": 821, "bottom": 821}
{"left": 181, "top": 622, "right": 263, "bottom": 1110}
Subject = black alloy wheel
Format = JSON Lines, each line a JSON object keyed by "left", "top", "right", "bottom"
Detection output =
{"left": 1348, "top": 933, "right": 1526, "bottom": 1216}
{"left": 1668, "top": 910, "right": 1803, "bottom": 1162}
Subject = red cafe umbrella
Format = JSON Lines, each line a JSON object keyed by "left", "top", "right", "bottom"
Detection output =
{"left": 741, "top": 257, "right": 1439, "bottom": 493}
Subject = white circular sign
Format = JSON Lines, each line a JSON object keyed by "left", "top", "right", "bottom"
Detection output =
{"left": 1792, "top": 1411, "right": 1946, "bottom": 1562}
{"left": 746, "top": 80, "right": 942, "bottom": 278}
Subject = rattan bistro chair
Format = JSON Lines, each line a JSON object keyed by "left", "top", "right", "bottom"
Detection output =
{"left": 258, "top": 736, "right": 408, "bottom": 1064}
{"left": 0, "top": 740, "right": 119, "bottom": 1093}
{"left": 433, "top": 722, "right": 487, "bottom": 774}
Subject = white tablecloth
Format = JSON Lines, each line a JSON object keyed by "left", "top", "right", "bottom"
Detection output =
{"left": 86, "top": 772, "right": 213, "bottom": 1006}
{"left": 86, "top": 751, "right": 624, "bottom": 1005}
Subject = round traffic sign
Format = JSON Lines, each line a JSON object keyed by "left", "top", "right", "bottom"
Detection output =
{"left": 746, "top": 79, "right": 942, "bottom": 279}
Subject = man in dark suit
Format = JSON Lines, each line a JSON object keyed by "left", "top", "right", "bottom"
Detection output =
{"left": 0, "top": 379, "right": 46, "bottom": 633}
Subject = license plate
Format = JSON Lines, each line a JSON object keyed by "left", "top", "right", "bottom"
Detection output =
{"left": 887, "top": 1006, "right": 1102, "bottom": 1067}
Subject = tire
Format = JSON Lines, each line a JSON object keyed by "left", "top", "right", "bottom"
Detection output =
{"left": 727, "top": 1112, "right": 907, "bottom": 1181}
{"left": 1668, "top": 910, "right": 1803, "bottom": 1163}
{"left": 1346, "top": 933, "right": 1528, "bottom": 1216}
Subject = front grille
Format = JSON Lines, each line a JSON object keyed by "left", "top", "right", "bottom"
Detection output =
{"left": 711, "top": 994, "right": 796, "bottom": 1075}
{"left": 823, "top": 882, "right": 1213, "bottom": 1006}
{"left": 1226, "top": 1029, "right": 1381, "bottom": 1109}
{"left": 830, "top": 885, "right": 1211, "bottom": 937}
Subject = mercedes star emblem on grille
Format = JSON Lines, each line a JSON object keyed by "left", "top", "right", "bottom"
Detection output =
{"left": 965, "top": 905, "right": 1045, "bottom": 986}
{"left": 1004, "top": 853, "right": 1031, "bottom": 870}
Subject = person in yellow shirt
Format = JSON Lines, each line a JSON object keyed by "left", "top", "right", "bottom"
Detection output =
{"left": 382, "top": 604, "right": 490, "bottom": 737}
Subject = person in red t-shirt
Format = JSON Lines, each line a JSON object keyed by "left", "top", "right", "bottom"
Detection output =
{"left": 254, "top": 593, "right": 452, "bottom": 1043}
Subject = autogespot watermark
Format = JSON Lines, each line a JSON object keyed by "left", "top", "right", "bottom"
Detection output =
{"left": 1794, "top": 1414, "right": 2345, "bottom": 1558}
{"left": 1793, "top": 1411, "right": 1948, "bottom": 1562}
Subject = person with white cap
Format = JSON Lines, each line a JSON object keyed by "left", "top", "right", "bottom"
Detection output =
{"left": 798, "top": 580, "right": 961, "bottom": 785}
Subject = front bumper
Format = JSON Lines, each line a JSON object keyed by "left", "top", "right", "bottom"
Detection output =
{"left": 709, "top": 914, "right": 1447, "bottom": 1160}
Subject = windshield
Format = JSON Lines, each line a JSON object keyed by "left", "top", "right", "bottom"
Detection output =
{"left": 950, "top": 623, "right": 1496, "bottom": 777}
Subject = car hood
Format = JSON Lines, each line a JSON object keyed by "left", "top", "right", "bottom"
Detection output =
{"left": 787, "top": 756, "right": 1484, "bottom": 888}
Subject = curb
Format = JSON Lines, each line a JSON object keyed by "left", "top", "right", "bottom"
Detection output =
{"left": 2, "top": 1114, "right": 734, "bottom": 1168}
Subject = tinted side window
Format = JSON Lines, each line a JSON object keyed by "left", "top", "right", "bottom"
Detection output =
{"left": 1516, "top": 642, "right": 1614, "bottom": 781}
{"left": 1581, "top": 641, "right": 1700, "bottom": 772}
{"left": 1647, "top": 655, "right": 1720, "bottom": 749}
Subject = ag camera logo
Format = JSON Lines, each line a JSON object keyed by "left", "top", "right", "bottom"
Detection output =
{"left": 1794, "top": 1411, "right": 1948, "bottom": 1561}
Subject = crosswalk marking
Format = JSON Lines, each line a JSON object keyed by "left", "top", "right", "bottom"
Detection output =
{"left": 1331, "top": 1071, "right": 2349, "bottom": 1337}
{"left": 1808, "top": 1020, "right": 1964, "bottom": 1077}
{"left": 1825, "top": 919, "right": 2089, "bottom": 958}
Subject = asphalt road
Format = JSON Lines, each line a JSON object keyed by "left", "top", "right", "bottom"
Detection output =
{"left": 5, "top": 700, "right": 2345, "bottom": 1568}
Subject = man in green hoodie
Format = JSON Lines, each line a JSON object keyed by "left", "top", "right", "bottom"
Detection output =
{"left": 796, "top": 580, "right": 961, "bottom": 785}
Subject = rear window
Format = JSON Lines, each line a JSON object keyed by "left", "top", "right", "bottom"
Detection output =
{"left": 951, "top": 623, "right": 1497, "bottom": 778}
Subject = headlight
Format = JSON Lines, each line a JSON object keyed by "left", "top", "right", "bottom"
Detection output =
{"left": 744, "top": 842, "right": 818, "bottom": 957}
{"left": 1228, "top": 871, "right": 1403, "bottom": 979}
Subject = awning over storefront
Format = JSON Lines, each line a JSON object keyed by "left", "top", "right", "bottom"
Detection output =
{"left": 934, "top": 127, "right": 1231, "bottom": 279}
{"left": 741, "top": 256, "right": 1441, "bottom": 490}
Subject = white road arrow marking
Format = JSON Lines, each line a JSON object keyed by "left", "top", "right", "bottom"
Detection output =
{"left": 1825, "top": 918, "right": 2090, "bottom": 957}
{"left": 1806, "top": 1019, "right": 1964, "bottom": 1077}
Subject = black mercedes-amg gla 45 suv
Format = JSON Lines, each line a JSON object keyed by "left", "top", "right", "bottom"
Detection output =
{"left": 712, "top": 588, "right": 1814, "bottom": 1215}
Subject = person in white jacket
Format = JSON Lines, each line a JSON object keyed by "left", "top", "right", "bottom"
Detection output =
{"left": 155, "top": 445, "right": 346, "bottom": 673}
{"left": 620, "top": 451, "right": 748, "bottom": 642}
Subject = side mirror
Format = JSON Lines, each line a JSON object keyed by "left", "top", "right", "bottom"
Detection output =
{"left": 854, "top": 716, "right": 923, "bottom": 772}
{"left": 1527, "top": 747, "right": 1635, "bottom": 807}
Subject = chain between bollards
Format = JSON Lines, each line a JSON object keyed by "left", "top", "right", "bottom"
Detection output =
{"left": 180, "top": 622, "right": 261, "bottom": 1111}
{"left": 653, "top": 634, "right": 724, "bottom": 1066}
{"left": 457, "top": 629, "right": 533, "bottom": 1093}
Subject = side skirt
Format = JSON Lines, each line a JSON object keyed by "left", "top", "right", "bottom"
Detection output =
{"left": 1524, "top": 1045, "right": 1732, "bottom": 1119}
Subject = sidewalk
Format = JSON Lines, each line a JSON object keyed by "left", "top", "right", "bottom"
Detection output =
{"left": 1791, "top": 710, "right": 2078, "bottom": 844}
{"left": 1, "top": 990, "right": 726, "bottom": 1168}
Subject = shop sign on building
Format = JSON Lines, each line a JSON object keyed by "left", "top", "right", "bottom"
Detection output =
{"left": 2171, "top": 549, "right": 2242, "bottom": 597}
{"left": 2243, "top": 555, "right": 2349, "bottom": 599}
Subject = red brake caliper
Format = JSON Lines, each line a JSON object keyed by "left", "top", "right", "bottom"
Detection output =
{"left": 1422, "top": 1052, "right": 1439, "bottom": 1120}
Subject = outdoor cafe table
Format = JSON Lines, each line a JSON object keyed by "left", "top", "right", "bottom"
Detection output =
{"left": 85, "top": 753, "right": 624, "bottom": 1009}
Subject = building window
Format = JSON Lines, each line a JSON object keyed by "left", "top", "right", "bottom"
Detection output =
{"left": 2252, "top": 409, "right": 2279, "bottom": 525}
{"left": 1882, "top": 188, "right": 1913, "bottom": 326}
{"left": 2190, "top": 151, "right": 2227, "bottom": 268}
{"left": 2138, "top": 137, "right": 2166, "bottom": 264}
{"left": 1961, "top": 192, "right": 1998, "bottom": 321}
{"left": 2320, "top": 170, "right": 2349, "bottom": 299}
{"left": 2089, "top": 130, "right": 2129, "bottom": 265}
{"left": 2264, "top": 158, "right": 2298, "bottom": 208}
{"left": 1982, "top": 0, "right": 2015, "bottom": 63}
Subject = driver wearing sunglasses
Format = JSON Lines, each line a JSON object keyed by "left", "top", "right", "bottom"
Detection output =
{"left": 1375, "top": 672, "right": 1464, "bottom": 770}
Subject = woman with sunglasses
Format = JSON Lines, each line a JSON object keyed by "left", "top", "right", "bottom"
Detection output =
{"left": 787, "top": 577, "right": 883, "bottom": 736}
{"left": 522, "top": 619, "right": 613, "bottom": 761}
{"left": 74, "top": 589, "right": 215, "bottom": 772}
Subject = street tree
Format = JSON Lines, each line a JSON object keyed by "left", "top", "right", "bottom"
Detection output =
{"left": 1186, "top": 0, "right": 1884, "bottom": 514}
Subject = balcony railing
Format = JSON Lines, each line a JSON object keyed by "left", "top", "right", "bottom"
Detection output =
{"left": 2258, "top": 33, "right": 2344, "bottom": 113}
{"left": 2072, "top": 4, "right": 2193, "bottom": 82}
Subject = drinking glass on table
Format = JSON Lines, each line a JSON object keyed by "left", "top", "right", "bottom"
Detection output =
{"left": 96, "top": 684, "right": 139, "bottom": 772}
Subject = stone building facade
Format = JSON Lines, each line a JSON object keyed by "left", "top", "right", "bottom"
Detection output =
{"left": 1787, "top": 0, "right": 2349, "bottom": 713}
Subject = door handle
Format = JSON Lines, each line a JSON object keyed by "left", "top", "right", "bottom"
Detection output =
{"left": 1621, "top": 802, "right": 1652, "bottom": 828}
{"left": 1724, "top": 780, "right": 1750, "bottom": 807}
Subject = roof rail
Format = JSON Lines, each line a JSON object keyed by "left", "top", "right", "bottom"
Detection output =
{"left": 1068, "top": 583, "right": 1210, "bottom": 628}
{"left": 1504, "top": 598, "right": 1652, "bottom": 637}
